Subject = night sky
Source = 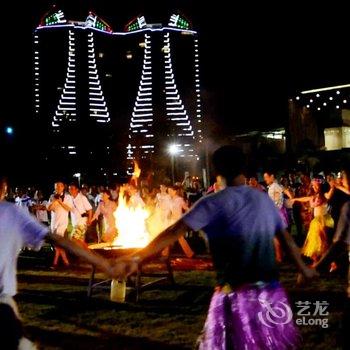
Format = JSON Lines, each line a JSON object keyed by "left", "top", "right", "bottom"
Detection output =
{"left": 1, "top": 1, "right": 349, "bottom": 175}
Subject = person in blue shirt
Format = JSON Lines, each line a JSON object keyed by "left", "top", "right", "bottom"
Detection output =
{"left": 113, "top": 146, "right": 317, "bottom": 350}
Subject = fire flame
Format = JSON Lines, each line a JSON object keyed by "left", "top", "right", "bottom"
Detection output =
{"left": 112, "top": 161, "right": 150, "bottom": 248}
{"left": 130, "top": 161, "right": 141, "bottom": 187}
{"left": 113, "top": 191, "right": 150, "bottom": 248}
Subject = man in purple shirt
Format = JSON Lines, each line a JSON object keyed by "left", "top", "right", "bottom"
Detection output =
{"left": 114, "top": 146, "right": 317, "bottom": 350}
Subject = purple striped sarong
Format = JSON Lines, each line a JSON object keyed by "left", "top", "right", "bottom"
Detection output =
{"left": 198, "top": 281, "right": 301, "bottom": 350}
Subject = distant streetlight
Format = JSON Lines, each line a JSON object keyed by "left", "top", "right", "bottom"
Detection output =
{"left": 168, "top": 144, "right": 179, "bottom": 155}
{"left": 168, "top": 144, "right": 179, "bottom": 184}
{"left": 5, "top": 126, "right": 13, "bottom": 135}
{"left": 73, "top": 173, "right": 81, "bottom": 187}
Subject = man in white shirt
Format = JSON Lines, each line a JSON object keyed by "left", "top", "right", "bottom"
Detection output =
{"left": 264, "top": 171, "right": 287, "bottom": 262}
{"left": 69, "top": 183, "right": 93, "bottom": 245}
{"left": 47, "top": 182, "right": 73, "bottom": 267}
{"left": 264, "top": 172, "right": 284, "bottom": 209}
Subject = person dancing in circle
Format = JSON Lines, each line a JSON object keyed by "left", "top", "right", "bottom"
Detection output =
{"left": 113, "top": 146, "right": 317, "bottom": 350}
{"left": 291, "top": 176, "right": 334, "bottom": 265}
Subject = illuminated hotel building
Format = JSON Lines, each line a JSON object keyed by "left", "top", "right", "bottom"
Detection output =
{"left": 34, "top": 8, "right": 202, "bottom": 175}
{"left": 125, "top": 14, "right": 202, "bottom": 173}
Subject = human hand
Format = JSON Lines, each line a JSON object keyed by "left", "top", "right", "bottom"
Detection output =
{"left": 109, "top": 256, "right": 139, "bottom": 280}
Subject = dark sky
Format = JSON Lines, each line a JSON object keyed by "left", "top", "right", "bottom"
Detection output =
{"left": 2, "top": 1, "right": 349, "bottom": 140}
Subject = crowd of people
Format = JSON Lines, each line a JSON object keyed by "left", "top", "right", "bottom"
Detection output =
{"left": 0, "top": 176, "right": 121, "bottom": 349}
{"left": 6, "top": 164, "right": 350, "bottom": 272}
{"left": 7, "top": 176, "right": 204, "bottom": 268}
{"left": 112, "top": 150, "right": 350, "bottom": 349}
{"left": 1, "top": 148, "right": 349, "bottom": 349}
{"left": 260, "top": 169, "right": 349, "bottom": 269}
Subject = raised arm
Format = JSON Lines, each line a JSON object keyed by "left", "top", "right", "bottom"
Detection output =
{"left": 291, "top": 196, "right": 312, "bottom": 203}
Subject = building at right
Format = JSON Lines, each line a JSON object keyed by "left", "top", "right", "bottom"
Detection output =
{"left": 288, "top": 84, "right": 350, "bottom": 152}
